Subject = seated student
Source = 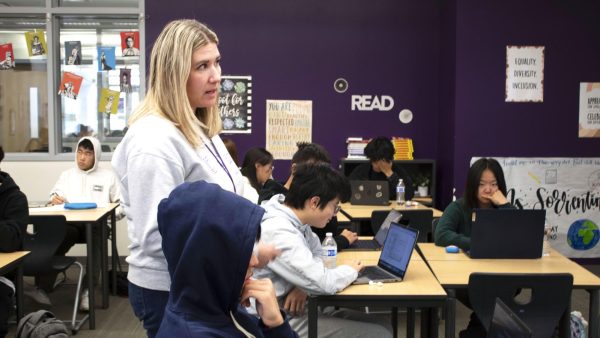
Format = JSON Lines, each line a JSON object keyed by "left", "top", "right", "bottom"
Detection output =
{"left": 241, "top": 147, "right": 275, "bottom": 202}
{"left": 0, "top": 146, "right": 29, "bottom": 338}
{"left": 156, "top": 180, "right": 297, "bottom": 338}
{"left": 348, "top": 137, "right": 414, "bottom": 201}
{"left": 434, "top": 157, "right": 514, "bottom": 251}
{"left": 44, "top": 136, "right": 123, "bottom": 311}
{"left": 254, "top": 164, "right": 392, "bottom": 338}
{"left": 259, "top": 142, "right": 357, "bottom": 249}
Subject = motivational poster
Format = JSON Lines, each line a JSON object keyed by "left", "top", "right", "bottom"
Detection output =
{"left": 579, "top": 83, "right": 600, "bottom": 138}
{"left": 505, "top": 46, "right": 544, "bottom": 102}
{"left": 266, "top": 100, "right": 312, "bottom": 159}
{"left": 219, "top": 76, "right": 252, "bottom": 134}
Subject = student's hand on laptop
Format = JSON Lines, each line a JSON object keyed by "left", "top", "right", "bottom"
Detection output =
{"left": 240, "top": 278, "right": 284, "bottom": 328}
{"left": 340, "top": 229, "right": 358, "bottom": 244}
{"left": 256, "top": 242, "right": 281, "bottom": 268}
{"left": 283, "top": 286, "right": 307, "bottom": 316}
{"left": 348, "top": 260, "right": 364, "bottom": 272}
{"left": 482, "top": 190, "right": 508, "bottom": 206}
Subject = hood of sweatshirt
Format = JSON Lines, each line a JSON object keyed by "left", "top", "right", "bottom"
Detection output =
{"left": 261, "top": 194, "right": 312, "bottom": 236}
{"left": 76, "top": 136, "right": 101, "bottom": 173}
{"left": 157, "top": 180, "right": 265, "bottom": 324}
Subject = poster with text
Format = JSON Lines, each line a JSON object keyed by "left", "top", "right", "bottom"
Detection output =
{"left": 65, "top": 41, "right": 82, "bottom": 65}
{"left": 98, "top": 88, "right": 120, "bottom": 114}
{"left": 476, "top": 157, "right": 600, "bottom": 258}
{"left": 97, "top": 46, "right": 115, "bottom": 71}
{"left": 24, "top": 31, "right": 47, "bottom": 57}
{"left": 219, "top": 76, "right": 252, "bottom": 134}
{"left": 579, "top": 83, "right": 600, "bottom": 138}
{"left": 266, "top": 100, "right": 312, "bottom": 159}
{"left": 120, "top": 31, "right": 140, "bottom": 57}
{"left": 58, "top": 72, "right": 83, "bottom": 100}
{"left": 0, "top": 43, "right": 15, "bottom": 70}
{"left": 505, "top": 46, "right": 544, "bottom": 102}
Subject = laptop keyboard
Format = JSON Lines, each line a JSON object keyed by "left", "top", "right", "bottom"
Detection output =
{"left": 359, "top": 266, "right": 394, "bottom": 280}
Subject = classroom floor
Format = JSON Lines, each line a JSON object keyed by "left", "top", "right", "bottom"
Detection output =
{"left": 7, "top": 263, "right": 599, "bottom": 337}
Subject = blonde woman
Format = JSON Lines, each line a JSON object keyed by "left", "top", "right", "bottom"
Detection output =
{"left": 112, "top": 19, "right": 247, "bottom": 337}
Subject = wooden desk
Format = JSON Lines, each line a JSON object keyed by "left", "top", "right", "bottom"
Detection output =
{"left": 419, "top": 243, "right": 600, "bottom": 338}
{"left": 308, "top": 250, "right": 446, "bottom": 338}
{"left": 29, "top": 203, "right": 119, "bottom": 330}
{"left": 0, "top": 251, "right": 30, "bottom": 321}
{"left": 336, "top": 213, "right": 350, "bottom": 223}
{"left": 340, "top": 202, "right": 443, "bottom": 220}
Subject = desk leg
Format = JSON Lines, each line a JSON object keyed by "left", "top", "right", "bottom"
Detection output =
{"left": 15, "top": 265, "right": 24, "bottom": 321}
{"left": 111, "top": 210, "right": 117, "bottom": 296}
{"left": 406, "top": 307, "right": 414, "bottom": 338}
{"left": 100, "top": 217, "right": 109, "bottom": 308}
{"left": 85, "top": 222, "right": 95, "bottom": 329}
{"left": 590, "top": 289, "right": 599, "bottom": 338}
{"left": 308, "top": 297, "right": 318, "bottom": 338}
{"left": 445, "top": 289, "right": 456, "bottom": 338}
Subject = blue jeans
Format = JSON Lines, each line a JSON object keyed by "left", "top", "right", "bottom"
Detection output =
{"left": 129, "top": 282, "right": 169, "bottom": 338}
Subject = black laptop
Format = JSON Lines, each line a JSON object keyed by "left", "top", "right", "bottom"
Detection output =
{"left": 350, "top": 180, "right": 390, "bottom": 206}
{"left": 353, "top": 223, "right": 418, "bottom": 285}
{"left": 469, "top": 209, "right": 545, "bottom": 259}
{"left": 346, "top": 210, "right": 401, "bottom": 251}
{"left": 487, "top": 298, "right": 532, "bottom": 338}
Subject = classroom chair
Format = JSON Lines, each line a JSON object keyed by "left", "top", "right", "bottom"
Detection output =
{"left": 468, "top": 272, "right": 573, "bottom": 338}
{"left": 22, "top": 215, "right": 85, "bottom": 333}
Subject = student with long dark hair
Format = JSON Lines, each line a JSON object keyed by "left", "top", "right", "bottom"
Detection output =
{"left": 241, "top": 147, "right": 274, "bottom": 194}
{"left": 434, "top": 157, "right": 514, "bottom": 251}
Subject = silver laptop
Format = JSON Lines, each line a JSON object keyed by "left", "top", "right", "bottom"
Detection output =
{"left": 346, "top": 210, "right": 402, "bottom": 251}
{"left": 353, "top": 223, "right": 418, "bottom": 285}
{"left": 350, "top": 180, "right": 390, "bottom": 206}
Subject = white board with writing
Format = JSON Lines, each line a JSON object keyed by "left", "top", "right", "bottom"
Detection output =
{"left": 505, "top": 46, "right": 544, "bottom": 102}
{"left": 266, "top": 100, "right": 312, "bottom": 159}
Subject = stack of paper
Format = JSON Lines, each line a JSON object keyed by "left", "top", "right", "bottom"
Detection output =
{"left": 346, "top": 137, "right": 369, "bottom": 158}
{"left": 392, "top": 137, "right": 414, "bottom": 160}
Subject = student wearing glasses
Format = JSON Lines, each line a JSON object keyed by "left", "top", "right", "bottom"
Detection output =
{"left": 253, "top": 164, "right": 392, "bottom": 337}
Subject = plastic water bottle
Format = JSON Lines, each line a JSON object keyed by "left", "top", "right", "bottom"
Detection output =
{"left": 322, "top": 232, "right": 337, "bottom": 269}
{"left": 396, "top": 179, "right": 406, "bottom": 206}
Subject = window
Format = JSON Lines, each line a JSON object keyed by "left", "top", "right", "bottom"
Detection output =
{"left": 0, "top": 1, "right": 143, "bottom": 157}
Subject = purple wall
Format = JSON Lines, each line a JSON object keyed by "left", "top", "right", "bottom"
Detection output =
{"left": 146, "top": 0, "right": 600, "bottom": 208}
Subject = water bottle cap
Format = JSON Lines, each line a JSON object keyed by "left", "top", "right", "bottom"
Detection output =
{"left": 326, "top": 232, "right": 333, "bottom": 236}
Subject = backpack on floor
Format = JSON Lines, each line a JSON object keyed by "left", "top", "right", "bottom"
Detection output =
{"left": 15, "top": 310, "right": 70, "bottom": 338}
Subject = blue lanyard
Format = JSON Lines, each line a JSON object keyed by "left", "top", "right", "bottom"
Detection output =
{"left": 205, "top": 139, "right": 237, "bottom": 194}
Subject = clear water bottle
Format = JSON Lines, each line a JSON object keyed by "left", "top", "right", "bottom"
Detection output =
{"left": 396, "top": 179, "right": 406, "bottom": 206}
{"left": 322, "top": 232, "right": 337, "bottom": 269}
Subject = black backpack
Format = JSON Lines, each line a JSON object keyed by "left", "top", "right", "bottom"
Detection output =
{"left": 15, "top": 310, "right": 70, "bottom": 338}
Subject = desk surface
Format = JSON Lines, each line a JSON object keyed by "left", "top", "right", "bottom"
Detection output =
{"left": 29, "top": 203, "right": 119, "bottom": 222}
{"left": 419, "top": 243, "right": 600, "bottom": 288}
{"left": 335, "top": 250, "right": 441, "bottom": 296}
{"left": 340, "top": 202, "right": 443, "bottom": 219}
{"left": 0, "top": 251, "right": 30, "bottom": 269}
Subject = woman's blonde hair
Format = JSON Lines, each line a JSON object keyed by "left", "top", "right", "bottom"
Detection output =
{"left": 129, "top": 19, "right": 222, "bottom": 148}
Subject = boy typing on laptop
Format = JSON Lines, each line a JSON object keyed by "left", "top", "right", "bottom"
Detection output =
{"left": 253, "top": 163, "right": 392, "bottom": 338}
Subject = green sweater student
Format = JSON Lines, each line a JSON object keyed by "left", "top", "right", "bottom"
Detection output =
{"left": 434, "top": 158, "right": 515, "bottom": 251}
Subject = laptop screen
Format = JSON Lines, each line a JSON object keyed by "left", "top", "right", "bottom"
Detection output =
{"left": 374, "top": 210, "right": 402, "bottom": 245}
{"left": 378, "top": 223, "right": 418, "bottom": 277}
{"left": 487, "top": 298, "right": 532, "bottom": 338}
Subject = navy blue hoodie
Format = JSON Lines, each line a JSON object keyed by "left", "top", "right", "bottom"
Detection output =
{"left": 156, "top": 180, "right": 297, "bottom": 338}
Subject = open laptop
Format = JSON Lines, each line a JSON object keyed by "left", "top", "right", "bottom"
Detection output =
{"left": 469, "top": 209, "right": 546, "bottom": 259}
{"left": 350, "top": 180, "right": 390, "bottom": 206}
{"left": 345, "top": 210, "right": 402, "bottom": 251}
{"left": 487, "top": 298, "right": 532, "bottom": 338}
{"left": 353, "top": 223, "right": 418, "bottom": 285}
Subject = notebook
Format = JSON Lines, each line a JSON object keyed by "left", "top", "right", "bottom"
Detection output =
{"left": 469, "top": 209, "right": 545, "bottom": 259}
{"left": 350, "top": 180, "right": 390, "bottom": 206}
{"left": 345, "top": 210, "right": 402, "bottom": 251}
{"left": 353, "top": 223, "right": 418, "bottom": 285}
{"left": 487, "top": 297, "right": 532, "bottom": 338}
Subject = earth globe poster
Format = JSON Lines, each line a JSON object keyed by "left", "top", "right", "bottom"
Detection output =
{"left": 479, "top": 157, "right": 600, "bottom": 258}
{"left": 218, "top": 75, "right": 252, "bottom": 134}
